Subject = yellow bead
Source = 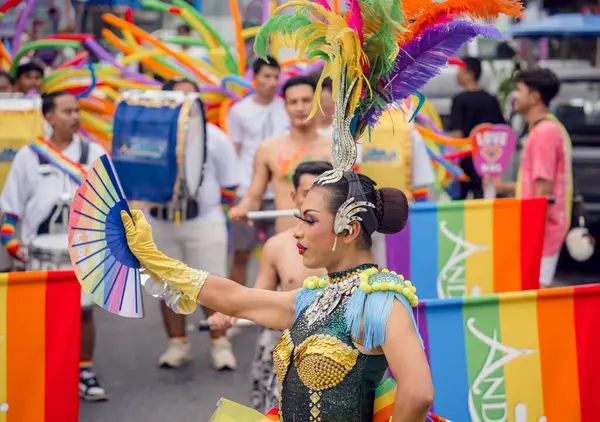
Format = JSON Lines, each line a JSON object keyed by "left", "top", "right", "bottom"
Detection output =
{"left": 319, "top": 279, "right": 328, "bottom": 288}
{"left": 381, "top": 268, "right": 389, "bottom": 273}
{"left": 359, "top": 282, "right": 371, "bottom": 293}
{"left": 372, "top": 282, "right": 382, "bottom": 291}
{"left": 409, "top": 285, "right": 417, "bottom": 294}
{"left": 405, "top": 280, "right": 413, "bottom": 287}
{"left": 380, "top": 283, "right": 389, "bottom": 291}
{"left": 307, "top": 280, "right": 316, "bottom": 289}
{"left": 395, "top": 283, "right": 404, "bottom": 293}
{"left": 397, "top": 274, "right": 405, "bottom": 281}
{"left": 402, "top": 287, "right": 410, "bottom": 297}
{"left": 303, "top": 280, "right": 309, "bottom": 288}
{"left": 369, "top": 267, "right": 378, "bottom": 275}
{"left": 359, "top": 274, "right": 369, "bottom": 283}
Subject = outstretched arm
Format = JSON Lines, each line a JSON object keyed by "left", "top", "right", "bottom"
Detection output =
{"left": 198, "top": 275, "right": 295, "bottom": 330}
{"left": 122, "top": 210, "right": 295, "bottom": 330}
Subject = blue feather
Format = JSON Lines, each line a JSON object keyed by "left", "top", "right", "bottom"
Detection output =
{"left": 409, "top": 91, "right": 426, "bottom": 123}
{"left": 345, "top": 288, "right": 367, "bottom": 340}
{"left": 294, "top": 288, "right": 320, "bottom": 322}
{"left": 346, "top": 290, "right": 422, "bottom": 351}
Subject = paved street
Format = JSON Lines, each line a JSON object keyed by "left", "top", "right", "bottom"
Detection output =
{"left": 80, "top": 261, "right": 261, "bottom": 422}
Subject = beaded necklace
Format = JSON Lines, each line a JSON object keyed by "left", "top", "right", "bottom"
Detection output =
{"left": 303, "top": 264, "right": 376, "bottom": 327}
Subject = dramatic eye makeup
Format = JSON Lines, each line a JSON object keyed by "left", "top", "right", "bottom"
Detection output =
{"left": 295, "top": 209, "right": 319, "bottom": 224}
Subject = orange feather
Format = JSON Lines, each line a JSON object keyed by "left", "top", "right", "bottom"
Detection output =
{"left": 400, "top": 0, "right": 523, "bottom": 45}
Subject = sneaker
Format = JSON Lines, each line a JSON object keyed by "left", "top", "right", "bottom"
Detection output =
{"left": 79, "top": 369, "right": 107, "bottom": 402}
{"left": 211, "top": 337, "right": 237, "bottom": 371}
{"left": 158, "top": 338, "right": 192, "bottom": 369}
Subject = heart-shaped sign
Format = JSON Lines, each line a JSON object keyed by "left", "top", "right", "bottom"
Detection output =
{"left": 481, "top": 145, "right": 503, "bottom": 162}
{"left": 471, "top": 124, "right": 517, "bottom": 177}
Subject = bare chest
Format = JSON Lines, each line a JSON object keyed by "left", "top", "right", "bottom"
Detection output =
{"left": 275, "top": 245, "right": 325, "bottom": 291}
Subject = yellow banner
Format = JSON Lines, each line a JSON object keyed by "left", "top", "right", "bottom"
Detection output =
{"left": 0, "top": 103, "right": 44, "bottom": 190}
{"left": 359, "top": 109, "right": 413, "bottom": 202}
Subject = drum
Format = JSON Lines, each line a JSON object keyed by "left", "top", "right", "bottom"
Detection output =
{"left": 28, "top": 234, "right": 94, "bottom": 308}
{"left": 0, "top": 94, "right": 44, "bottom": 191}
{"left": 111, "top": 90, "right": 207, "bottom": 205}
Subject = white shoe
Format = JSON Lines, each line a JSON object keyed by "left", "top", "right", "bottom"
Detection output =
{"left": 158, "top": 339, "right": 192, "bottom": 369}
{"left": 211, "top": 337, "right": 237, "bottom": 371}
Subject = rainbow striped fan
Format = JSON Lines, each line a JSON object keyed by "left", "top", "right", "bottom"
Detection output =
{"left": 68, "top": 154, "right": 144, "bottom": 318}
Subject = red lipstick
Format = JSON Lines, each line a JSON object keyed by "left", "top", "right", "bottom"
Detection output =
{"left": 297, "top": 243, "right": 307, "bottom": 255}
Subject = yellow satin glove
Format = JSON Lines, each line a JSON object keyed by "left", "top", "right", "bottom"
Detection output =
{"left": 120, "top": 210, "right": 209, "bottom": 314}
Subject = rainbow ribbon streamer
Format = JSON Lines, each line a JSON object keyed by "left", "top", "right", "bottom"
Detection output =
{"left": 30, "top": 137, "right": 87, "bottom": 185}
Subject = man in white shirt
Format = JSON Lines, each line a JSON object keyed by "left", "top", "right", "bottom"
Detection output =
{"left": 0, "top": 92, "right": 108, "bottom": 401}
{"left": 313, "top": 76, "right": 335, "bottom": 137}
{"left": 148, "top": 79, "right": 240, "bottom": 371}
{"left": 226, "top": 56, "right": 290, "bottom": 288}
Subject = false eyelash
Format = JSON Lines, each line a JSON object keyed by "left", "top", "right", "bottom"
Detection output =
{"left": 294, "top": 212, "right": 315, "bottom": 224}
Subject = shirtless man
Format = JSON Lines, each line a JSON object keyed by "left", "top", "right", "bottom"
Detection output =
{"left": 212, "top": 161, "right": 331, "bottom": 413}
{"left": 229, "top": 75, "right": 332, "bottom": 234}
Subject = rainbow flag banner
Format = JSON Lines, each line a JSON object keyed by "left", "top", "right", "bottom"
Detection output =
{"left": 417, "top": 284, "right": 600, "bottom": 421}
{"left": 385, "top": 198, "right": 548, "bottom": 299}
{"left": 0, "top": 271, "right": 80, "bottom": 422}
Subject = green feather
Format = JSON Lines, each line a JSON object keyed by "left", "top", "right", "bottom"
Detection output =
{"left": 360, "top": 0, "right": 406, "bottom": 81}
{"left": 254, "top": 14, "right": 312, "bottom": 59}
{"left": 307, "top": 50, "right": 330, "bottom": 61}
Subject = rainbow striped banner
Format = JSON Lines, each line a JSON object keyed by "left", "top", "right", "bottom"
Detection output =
{"left": 0, "top": 271, "right": 80, "bottom": 422}
{"left": 416, "top": 284, "right": 599, "bottom": 421}
{"left": 385, "top": 198, "right": 547, "bottom": 299}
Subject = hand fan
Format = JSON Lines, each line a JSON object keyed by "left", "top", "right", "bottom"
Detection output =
{"left": 68, "top": 154, "right": 144, "bottom": 318}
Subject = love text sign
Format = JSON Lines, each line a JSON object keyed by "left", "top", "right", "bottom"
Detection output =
{"left": 471, "top": 124, "right": 517, "bottom": 177}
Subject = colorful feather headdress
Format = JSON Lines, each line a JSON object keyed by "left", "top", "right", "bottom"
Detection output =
{"left": 254, "top": 0, "right": 522, "bottom": 183}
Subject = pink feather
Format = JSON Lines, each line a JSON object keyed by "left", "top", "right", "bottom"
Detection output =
{"left": 312, "top": 0, "right": 332, "bottom": 11}
{"left": 345, "top": 0, "right": 364, "bottom": 42}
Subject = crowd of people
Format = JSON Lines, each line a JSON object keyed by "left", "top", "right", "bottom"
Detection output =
{"left": 0, "top": 48, "right": 575, "bottom": 416}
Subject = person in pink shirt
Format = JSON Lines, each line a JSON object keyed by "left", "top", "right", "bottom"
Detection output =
{"left": 494, "top": 68, "right": 573, "bottom": 287}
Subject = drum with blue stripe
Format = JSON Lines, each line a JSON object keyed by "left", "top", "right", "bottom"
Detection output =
{"left": 111, "top": 91, "right": 207, "bottom": 204}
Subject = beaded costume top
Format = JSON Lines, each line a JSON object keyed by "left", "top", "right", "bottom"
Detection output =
{"left": 274, "top": 264, "right": 419, "bottom": 421}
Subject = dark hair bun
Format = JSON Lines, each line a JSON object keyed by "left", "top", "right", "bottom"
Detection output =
{"left": 376, "top": 188, "right": 409, "bottom": 234}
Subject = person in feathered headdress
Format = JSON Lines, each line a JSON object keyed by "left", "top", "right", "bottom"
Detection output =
{"left": 117, "top": 0, "right": 522, "bottom": 420}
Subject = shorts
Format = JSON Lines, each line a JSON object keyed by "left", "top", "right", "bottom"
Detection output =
{"left": 150, "top": 217, "right": 228, "bottom": 277}
{"left": 251, "top": 327, "right": 282, "bottom": 414}
{"left": 540, "top": 253, "right": 559, "bottom": 287}
{"left": 230, "top": 198, "right": 276, "bottom": 252}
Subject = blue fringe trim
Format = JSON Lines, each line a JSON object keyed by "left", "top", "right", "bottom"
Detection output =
{"left": 345, "top": 291, "right": 422, "bottom": 351}
{"left": 294, "top": 288, "right": 320, "bottom": 322}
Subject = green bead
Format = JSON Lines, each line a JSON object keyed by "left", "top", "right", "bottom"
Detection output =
{"left": 307, "top": 281, "right": 316, "bottom": 289}
{"left": 318, "top": 278, "right": 328, "bottom": 288}
{"left": 372, "top": 282, "right": 382, "bottom": 291}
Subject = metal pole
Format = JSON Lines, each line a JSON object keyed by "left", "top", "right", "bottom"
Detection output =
{"left": 198, "top": 318, "right": 256, "bottom": 331}
{"left": 246, "top": 209, "right": 296, "bottom": 220}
